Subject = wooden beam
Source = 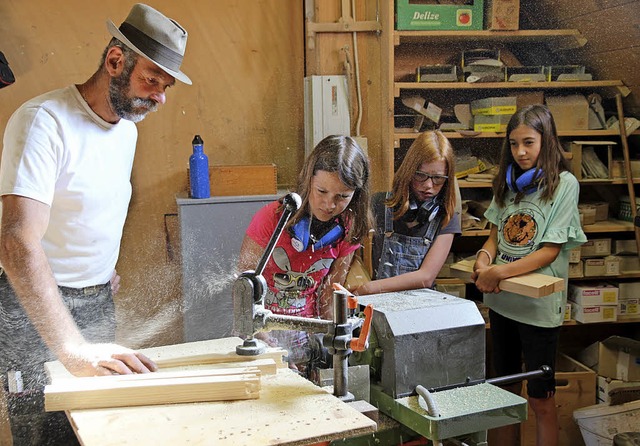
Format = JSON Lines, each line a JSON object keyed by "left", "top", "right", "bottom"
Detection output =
{"left": 45, "top": 371, "right": 261, "bottom": 412}
{"left": 450, "top": 259, "right": 565, "bottom": 298}
{"left": 155, "top": 348, "right": 286, "bottom": 369}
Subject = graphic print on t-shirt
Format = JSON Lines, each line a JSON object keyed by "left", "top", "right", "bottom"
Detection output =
{"left": 498, "top": 202, "right": 545, "bottom": 262}
{"left": 266, "top": 247, "right": 333, "bottom": 313}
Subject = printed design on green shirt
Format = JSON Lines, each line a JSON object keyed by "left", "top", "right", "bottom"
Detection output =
{"left": 498, "top": 202, "right": 546, "bottom": 262}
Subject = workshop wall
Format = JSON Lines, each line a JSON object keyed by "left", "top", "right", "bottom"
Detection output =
{"left": 520, "top": 0, "right": 640, "bottom": 116}
{"left": 0, "top": 0, "right": 304, "bottom": 347}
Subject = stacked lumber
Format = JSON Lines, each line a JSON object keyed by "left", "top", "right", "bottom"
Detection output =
{"left": 45, "top": 345, "right": 288, "bottom": 412}
{"left": 45, "top": 366, "right": 264, "bottom": 412}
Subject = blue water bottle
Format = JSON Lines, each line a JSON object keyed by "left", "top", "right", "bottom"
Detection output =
{"left": 189, "top": 135, "right": 210, "bottom": 199}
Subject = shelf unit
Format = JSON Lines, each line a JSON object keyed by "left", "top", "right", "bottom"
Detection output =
{"left": 381, "top": 4, "right": 639, "bottom": 330}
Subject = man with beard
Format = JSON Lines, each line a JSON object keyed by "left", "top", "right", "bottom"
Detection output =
{"left": 0, "top": 4, "right": 191, "bottom": 445}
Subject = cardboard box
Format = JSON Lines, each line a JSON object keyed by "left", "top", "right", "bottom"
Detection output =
{"left": 187, "top": 164, "right": 277, "bottom": 197}
{"left": 485, "top": 0, "right": 519, "bottom": 30}
{"left": 613, "top": 239, "right": 638, "bottom": 255}
{"left": 604, "top": 256, "right": 620, "bottom": 276}
{"left": 520, "top": 354, "right": 595, "bottom": 446}
{"left": 569, "top": 141, "right": 615, "bottom": 181}
{"left": 515, "top": 91, "right": 545, "bottom": 109}
{"left": 395, "top": 0, "right": 484, "bottom": 30}
{"left": 614, "top": 281, "right": 640, "bottom": 299}
{"left": 569, "top": 247, "right": 581, "bottom": 263}
{"left": 597, "top": 375, "right": 640, "bottom": 404}
{"left": 612, "top": 159, "right": 640, "bottom": 179}
{"left": 568, "top": 260, "right": 583, "bottom": 278}
{"left": 581, "top": 238, "right": 611, "bottom": 258}
{"left": 564, "top": 302, "right": 572, "bottom": 322}
{"left": 546, "top": 95, "right": 589, "bottom": 131}
{"left": 618, "top": 298, "right": 640, "bottom": 318}
{"left": 569, "top": 283, "right": 619, "bottom": 306}
{"left": 583, "top": 258, "right": 606, "bottom": 277}
{"left": 578, "top": 336, "right": 640, "bottom": 381}
{"left": 470, "top": 96, "right": 517, "bottom": 115}
{"left": 473, "top": 114, "right": 512, "bottom": 132}
{"left": 590, "top": 202, "right": 609, "bottom": 221}
{"left": 571, "top": 303, "right": 618, "bottom": 324}
{"left": 620, "top": 255, "right": 640, "bottom": 273}
{"left": 578, "top": 204, "right": 596, "bottom": 226}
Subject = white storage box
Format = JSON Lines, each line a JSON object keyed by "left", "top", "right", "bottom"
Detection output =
{"left": 573, "top": 399, "right": 640, "bottom": 446}
{"left": 569, "top": 283, "right": 619, "bottom": 306}
{"left": 571, "top": 303, "right": 617, "bottom": 324}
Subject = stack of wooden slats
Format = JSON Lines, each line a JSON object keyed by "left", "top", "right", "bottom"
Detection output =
{"left": 44, "top": 347, "right": 286, "bottom": 412}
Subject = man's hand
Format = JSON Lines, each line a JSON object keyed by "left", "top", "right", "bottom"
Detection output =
{"left": 110, "top": 270, "right": 121, "bottom": 295}
{"left": 62, "top": 343, "right": 158, "bottom": 376}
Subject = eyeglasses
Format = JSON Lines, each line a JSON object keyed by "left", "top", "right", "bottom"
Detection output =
{"left": 413, "top": 171, "right": 448, "bottom": 185}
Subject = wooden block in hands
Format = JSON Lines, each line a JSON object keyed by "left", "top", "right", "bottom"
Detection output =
{"left": 450, "top": 258, "right": 564, "bottom": 298}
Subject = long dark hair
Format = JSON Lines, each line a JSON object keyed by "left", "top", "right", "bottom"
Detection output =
{"left": 493, "top": 104, "right": 571, "bottom": 206}
{"left": 386, "top": 131, "right": 457, "bottom": 227}
{"left": 287, "top": 135, "right": 373, "bottom": 244}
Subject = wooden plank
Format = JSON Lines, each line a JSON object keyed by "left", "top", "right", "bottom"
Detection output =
{"left": 450, "top": 259, "right": 565, "bottom": 298}
{"left": 49, "top": 338, "right": 377, "bottom": 446}
{"left": 45, "top": 373, "right": 261, "bottom": 412}
{"left": 155, "top": 349, "right": 286, "bottom": 369}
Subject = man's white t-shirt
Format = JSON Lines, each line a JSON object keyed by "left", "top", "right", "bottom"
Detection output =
{"left": 0, "top": 85, "right": 137, "bottom": 287}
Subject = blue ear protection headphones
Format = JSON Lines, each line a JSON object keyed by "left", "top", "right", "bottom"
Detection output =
{"left": 290, "top": 216, "right": 344, "bottom": 252}
{"left": 506, "top": 164, "right": 544, "bottom": 195}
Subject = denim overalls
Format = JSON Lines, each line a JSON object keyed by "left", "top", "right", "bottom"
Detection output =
{"left": 376, "top": 196, "right": 444, "bottom": 281}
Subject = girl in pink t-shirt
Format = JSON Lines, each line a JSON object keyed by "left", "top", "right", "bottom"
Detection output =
{"left": 239, "top": 135, "right": 373, "bottom": 370}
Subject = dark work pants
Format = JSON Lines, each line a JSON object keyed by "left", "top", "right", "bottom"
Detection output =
{"left": 0, "top": 270, "right": 115, "bottom": 446}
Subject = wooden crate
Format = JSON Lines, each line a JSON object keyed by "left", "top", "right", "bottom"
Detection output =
{"left": 520, "top": 353, "right": 596, "bottom": 446}
{"left": 188, "top": 164, "right": 277, "bottom": 197}
{"left": 569, "top": 141, "right": 615, "bottom": 181}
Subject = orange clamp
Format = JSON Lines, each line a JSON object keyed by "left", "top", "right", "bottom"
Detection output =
{"left": 350, "top": 304, "right": 373, "bottom": 352}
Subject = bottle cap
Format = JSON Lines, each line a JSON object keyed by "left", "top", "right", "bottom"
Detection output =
{"left": 192, "top": 135, "right": 203, "bottom": 145}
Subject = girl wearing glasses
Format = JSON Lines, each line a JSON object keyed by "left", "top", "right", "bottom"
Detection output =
{"left": 471, "top": 105, "right": 586, "bottom": 446}
{"left": 352, "top": 130, "right": 461, "bottom": 295}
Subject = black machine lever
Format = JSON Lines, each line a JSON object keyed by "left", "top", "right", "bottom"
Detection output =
{"left": 427, "top": 365, "right": 553, "bottom": 393}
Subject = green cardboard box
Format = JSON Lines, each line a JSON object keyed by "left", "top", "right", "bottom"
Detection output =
{"left": 396, "top": 0, "right": 484, "bottom": 30}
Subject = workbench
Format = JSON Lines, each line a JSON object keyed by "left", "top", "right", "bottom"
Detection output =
{"left": 46, "top": 337, "right": 377, "bottom": 446}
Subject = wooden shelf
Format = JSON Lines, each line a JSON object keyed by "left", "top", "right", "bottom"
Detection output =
{"left": 457, "top": 179, "right": 640, "bottom": 189}
{"left": 462, "top": 219, "right": 635, "bottom": 237}
{"left": 395, "top": 129, "right": 622, "bottom": 140}
{"left": 394, "top": 80, "right": 629, "bottom": 97}
{"left": 583, "top": 219, "right": 634, "bottom": 233}
{"left": 394, "top": 29, "right": 587, "bottom": 47}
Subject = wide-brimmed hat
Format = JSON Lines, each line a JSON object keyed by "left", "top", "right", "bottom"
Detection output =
{"left": 107, "top": 3, "right": 191, "bottom": 84}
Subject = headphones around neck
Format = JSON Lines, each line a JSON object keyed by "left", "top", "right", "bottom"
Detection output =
{"left": 289, "top": 215, "right": 344, "bottom": 252}
{"left": 506, "top": 164, "right": 544, "bottom": 195}
{"left": 414, "top": 195, "right": 443, "bottom": 225}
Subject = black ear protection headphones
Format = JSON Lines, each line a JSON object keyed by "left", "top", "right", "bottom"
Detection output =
{"left": 414, "top": 195, "right": 444, "bottom": 225}
{"left": 506, "top": 164, "right": 544, "bottom": 195}
{"left": 289, "top": 215, "right": 344, "bottom": 252}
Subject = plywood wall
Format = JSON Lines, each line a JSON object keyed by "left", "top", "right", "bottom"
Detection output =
{"left": 0, "top": 0, "right": 304, "bottom": 348}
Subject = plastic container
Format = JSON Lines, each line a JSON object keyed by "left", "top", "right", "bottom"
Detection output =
{"left": 189, "top": 135, "right": 210, "bottom": 199}
{"left": 573, "top": 399, "right": 640, "bottom": 446}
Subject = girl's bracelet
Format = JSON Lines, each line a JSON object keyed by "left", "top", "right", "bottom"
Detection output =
{"left": 476, "top": 248, "right": 493, "bottom": 265}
